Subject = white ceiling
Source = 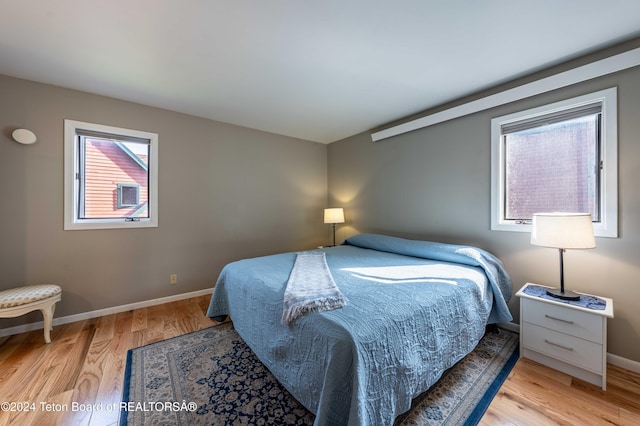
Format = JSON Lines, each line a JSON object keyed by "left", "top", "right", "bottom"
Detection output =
{"left": 1, "top": 1, "right": 640, "bottom": 144}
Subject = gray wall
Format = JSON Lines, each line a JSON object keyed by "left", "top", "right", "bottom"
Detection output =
{"left": 0, "top": 75, "right": 328, "bottom": 327}
{"left": 328, "top": 52, "right": 640, "bottom": 362}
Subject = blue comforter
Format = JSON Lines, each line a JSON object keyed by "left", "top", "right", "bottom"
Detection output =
{"left": 207, "top": 234, "right": 512, "bottom": 425}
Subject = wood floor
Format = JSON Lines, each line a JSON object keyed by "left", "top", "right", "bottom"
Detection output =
{"left": 484, "top": 356, "right": 640, "bottom": 425}
{"left": 1, "top": 295, "right": 639, "bottom": 426}
{"left": 0, "top": 296, "right": 215, "bottom": 426}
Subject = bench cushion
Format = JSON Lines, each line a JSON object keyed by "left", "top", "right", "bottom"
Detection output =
{"left": 0, "top": 285, "right": 62, "bottom": 309}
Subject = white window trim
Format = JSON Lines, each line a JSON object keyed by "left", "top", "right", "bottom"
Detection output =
{"left": 490, "top": 87, "right": 618, "bottom": 238}
{"left": 64, "top": 119, "right": 158, "bottom": 230}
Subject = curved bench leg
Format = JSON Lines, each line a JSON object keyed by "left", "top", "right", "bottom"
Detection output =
{"left": 40, "top": 304, "right": 55, "bottom": 344}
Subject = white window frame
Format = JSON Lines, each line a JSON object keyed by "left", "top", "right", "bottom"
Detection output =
{"left": 64, "top": 119, "right": 158, "bottom": 230}
{"left": 490, "top": 87, "right": 618, "bottom": 238}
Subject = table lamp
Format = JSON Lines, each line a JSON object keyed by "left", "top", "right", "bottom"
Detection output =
{"left": 531, "top": 212, "right": 596, "bottom": 300}
{"left": 324, "top": 208, "right": 344, "bottom": 246}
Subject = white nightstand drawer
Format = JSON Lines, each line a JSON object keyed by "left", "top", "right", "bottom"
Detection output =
{"left": 522, "top": 322, "right": 603, "bottom": 373}
{"left": 521, "top": 298, "right": 603, "bottom": 344}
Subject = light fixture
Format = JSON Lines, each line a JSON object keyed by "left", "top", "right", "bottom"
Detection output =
{"left": 531, "top": 212, "right": 596, "bottom": 300}
{"left": 12, "top": 128, "right": 37, "bottom": 145}
{"left": 324, "top": 208, "right": 345, "bottom": 247}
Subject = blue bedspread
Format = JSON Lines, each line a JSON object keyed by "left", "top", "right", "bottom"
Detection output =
{"left": 207, "top": 234, "right": 512, "bottom": 425}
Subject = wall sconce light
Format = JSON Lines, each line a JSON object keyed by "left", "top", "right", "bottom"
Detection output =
{"left": 12, "top": 128, "right": 37, "bottom": 145}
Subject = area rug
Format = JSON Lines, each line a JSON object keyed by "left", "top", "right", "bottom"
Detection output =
{"left": 120, "top": 323, "right": 518, "bottom": 425}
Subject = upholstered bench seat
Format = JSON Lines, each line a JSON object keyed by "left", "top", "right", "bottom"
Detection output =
{"left": 0, "top": 284, "right": 62, "bottom": 343}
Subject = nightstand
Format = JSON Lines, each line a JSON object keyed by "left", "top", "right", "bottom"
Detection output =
{"left": 516, "top": 283, "right": 614, "bottom": 390}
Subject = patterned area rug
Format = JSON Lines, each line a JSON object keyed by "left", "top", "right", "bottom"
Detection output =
{"left": 120, "top": 323, "right": 518, "bottom": 425}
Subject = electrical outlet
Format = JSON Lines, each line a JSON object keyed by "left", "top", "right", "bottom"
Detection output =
{"left": 170, "top": 274, "right": 178, "bottom": 285}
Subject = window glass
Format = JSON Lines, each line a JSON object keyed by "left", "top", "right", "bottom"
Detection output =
{"left": 81, "top": 137, "right": 149, "bottom": 218}
{"left": 504, "top": 115, "right": 599, "bottom": 221}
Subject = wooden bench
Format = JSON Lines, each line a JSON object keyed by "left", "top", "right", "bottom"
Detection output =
{"left": 0, "top": 285, "right": 62, "bottom": 343}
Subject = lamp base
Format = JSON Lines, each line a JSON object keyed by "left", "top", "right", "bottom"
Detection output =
{"left": 546, "top": 288, "right": 581, "bottom": 301}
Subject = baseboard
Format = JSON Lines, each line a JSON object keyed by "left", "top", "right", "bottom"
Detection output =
{"left": 607, "top": 353, "right": 640, "bottom": 374}
{"left": 0, "top": 288, "right": 213, "bottom": 338}
{"left": 499, "top": 321, "right": 640, "bottom": 375}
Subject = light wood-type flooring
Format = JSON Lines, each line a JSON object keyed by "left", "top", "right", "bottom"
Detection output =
{"left": 1, "top": 294, "right": 639, "bottom": 425}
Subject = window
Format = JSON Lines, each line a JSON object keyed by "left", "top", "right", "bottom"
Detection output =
{"left": 118, "top": 183, "right": 140, "bottom": 208}
{"left": 64, "top": 120, "right": 158, "bottom": 230}
{"left": 491, "top": 88, "right": 617, "bottom": 237}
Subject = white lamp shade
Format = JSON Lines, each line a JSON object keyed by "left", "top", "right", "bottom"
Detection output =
{"left": 531, "top": 212, "right": 596, "bottom": 249}
{"left": 324, "top": 208, "right": 345, "bottom": 224}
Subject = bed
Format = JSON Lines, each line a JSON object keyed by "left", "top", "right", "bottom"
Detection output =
{"left": 206, "top": 233, "right": 512, "bottom": 425}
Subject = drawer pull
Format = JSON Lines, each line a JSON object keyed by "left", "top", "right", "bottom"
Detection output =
{"left": 544, "top": 314, "right": 574, "bottom": 324}
{"left": 545, "top": 339, "right": 574, "bottom": 351}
